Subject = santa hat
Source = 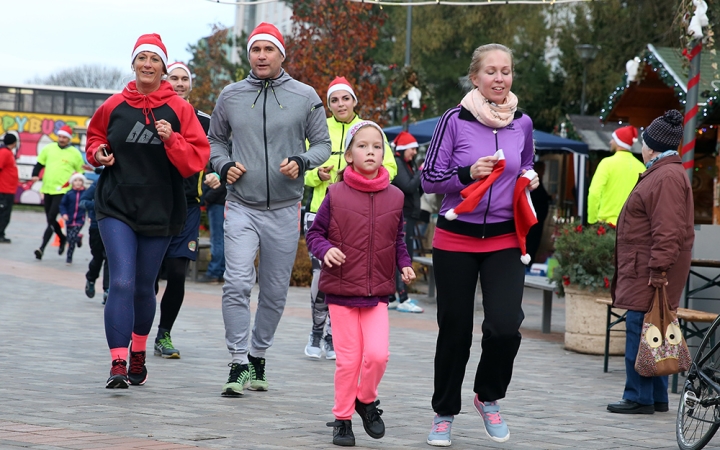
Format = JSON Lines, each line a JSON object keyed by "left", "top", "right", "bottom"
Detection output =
{"left": 247, "top": 22, "right": 285, "bottom": 58}
{"left": 344, "top": 121, "right": 385, "bottom": 152}
{"left": 393, "top": 131, "right": 419, "bottom": 151}
{"left": 131, "top": 33, "right": 168, "bottom": 71}
{"left": 57, "top": 125, "right": 73, "bottom": 139}
{"left": 611, "top": 125, "right": 638, "bottom": 150}
{"left": 514, "top": 170, "right": 538, "bottom": 265}
{"left": 327, "top": 76, "right": 357, "bottom": 103}
{"left": 58, "top": 172, "right": 87, "bottom": 191}
{"left": 445, "top": 150, "right": 506, "bottom": 220}
{"left": 69, "top": 172, "right": 87, "bottom": 184}
{"left": 167, "top": 62, "right": 192, "bottom": 88}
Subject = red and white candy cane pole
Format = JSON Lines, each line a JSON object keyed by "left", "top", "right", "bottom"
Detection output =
{"left": 682, "top": 40, "right": 702, "bottom": 181}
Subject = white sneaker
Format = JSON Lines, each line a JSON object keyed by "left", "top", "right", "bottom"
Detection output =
{"left": 388, "top": 300, "right": 399, "bottom": 310}
{"left": 396, "top": 299, "right": 424, "bottom": 313}
{"left": 323, "top": 334, "right": 336, "bottom": 360}
{"left": 304, "top": 333, "right": 322, "bottom": 359}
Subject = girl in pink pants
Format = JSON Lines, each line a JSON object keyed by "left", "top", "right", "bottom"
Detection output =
{"left": 306, "top": 121, "right": 415, "bottom": 447}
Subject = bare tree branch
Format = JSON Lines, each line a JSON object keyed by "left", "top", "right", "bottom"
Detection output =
{"left": 28, "top": 65, "right": 129, "bottom": 90}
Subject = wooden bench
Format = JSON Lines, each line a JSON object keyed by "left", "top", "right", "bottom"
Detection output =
{"left": 595, "top": 297, "right": 718, "bottom": 392}
{"left": 412, "top": 256, "right": 435, "bottom": 298}
{"left": 412, "top": 256, "right": 557, "bottom": 334}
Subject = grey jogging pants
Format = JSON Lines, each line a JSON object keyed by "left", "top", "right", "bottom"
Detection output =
{"left": 222, "top": 201, "right": 300, "bottom": 364}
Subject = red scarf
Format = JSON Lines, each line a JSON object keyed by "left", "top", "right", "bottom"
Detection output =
{"left": 342, "top": 165, "right": 390, "bottom": 192}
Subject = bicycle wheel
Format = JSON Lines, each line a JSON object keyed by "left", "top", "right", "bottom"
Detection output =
{"left": 677, "top": 317, "right": 720, "bottom": 450}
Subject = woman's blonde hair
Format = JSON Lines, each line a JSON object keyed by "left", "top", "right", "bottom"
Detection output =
{"left": 468, "top": 44, "right": 514, "bottom": 78}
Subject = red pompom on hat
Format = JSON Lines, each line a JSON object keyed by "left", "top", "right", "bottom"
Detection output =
{"left": 167, "top": 62, "right": 192, "bottom": 89}
{"left": 131, "top": 33, "right": 168, "bottom": 70}
{"left": 611, "top": 125, "right": 638, "bottom": 150}
{"left": 514, "top": 169, "right": 539, "bottom": 265}
{"left": 393, "top": 131, "right": 419, "bottom": 151}
{"left": 57, "top": 125, "right": 73, "bottom": 139}
{"left": 327, "top": 76, "right": 357, "bottom": 103}
{"left": 247, "top": 22, "right": 285, "bottom": 57}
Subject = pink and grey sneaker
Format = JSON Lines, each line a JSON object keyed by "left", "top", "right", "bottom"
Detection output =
{"left": 427, "top": 414, "right": 453, "bottom": 447}
{"left": 474, "top": 396, "right": 509, "bottom": 442}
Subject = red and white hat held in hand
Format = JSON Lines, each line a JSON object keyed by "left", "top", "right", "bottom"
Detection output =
{"left": 611, "top": 125, "right": 638, "bottom": 150}
{"left": 247, "top": 22, "right": 286, "bottom": 57}
{"left": 445, "top": 149, "right": 506, "bottom": 221}
{"left": 514, "top": 169, "right": 538, "bottom": 265}
{"left": 131, "top": 33, "right": 168, "bottom": 71}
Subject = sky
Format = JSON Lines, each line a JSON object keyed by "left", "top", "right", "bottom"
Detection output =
{"left": 3, "top": 0, "right": 236, "bottom": 85}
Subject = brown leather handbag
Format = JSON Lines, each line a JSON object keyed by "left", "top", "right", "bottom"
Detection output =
{"left": 634, "top": 286, "right": 692, "bottom": 377}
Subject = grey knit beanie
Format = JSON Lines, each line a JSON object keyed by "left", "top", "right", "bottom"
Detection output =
{"left": 642, "top": 110, "right": 684, "bottom": 153}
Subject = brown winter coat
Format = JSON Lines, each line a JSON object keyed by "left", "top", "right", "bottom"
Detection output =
{"left": 611, "top": 155, "right": 694, "bottom": 312}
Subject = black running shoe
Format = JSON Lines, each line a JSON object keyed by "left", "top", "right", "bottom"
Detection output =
{"left": 128, "top": 350, "right": 148, "bottom": 386}
{"left": 355, "top": 399, "right": 385, "bottom": 439}
{"left": 58, "top": 237, "right": 67, "bottom": 255}
{"left": 85, "top": 280, "right": 96, "bottom": 298}
{"left": 34, "top": 248, "right": 43, "bottom": 260}
{"left": 106, "top": 359, "right": 129, "bottom": 389}
{"left": 327, "top": 419, "right": 355, "bottom": 446}
{"left": 248, "top": 354, "right": 268, "bottom": 391}
{"left": 221, "top": 363, "right": 251, "bottom": 397}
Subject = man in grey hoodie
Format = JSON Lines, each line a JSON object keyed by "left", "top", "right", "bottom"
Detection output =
{"left": 209, "top": 22, "right": 331, "bottom": 397}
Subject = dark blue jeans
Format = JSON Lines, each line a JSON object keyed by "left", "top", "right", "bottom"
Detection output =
{"left": 206, "top": 203, "right": 226, "bottom": 279}
{"left": 623, "top": 310, "right": 669, "bottom": 405}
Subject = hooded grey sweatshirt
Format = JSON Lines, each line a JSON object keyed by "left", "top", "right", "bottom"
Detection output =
{"left": 209, "top": 70, "right": 331, "bottom": 210}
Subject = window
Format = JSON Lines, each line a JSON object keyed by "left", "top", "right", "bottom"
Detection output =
{"left": 34, "top": 90, "right": 65, "bottom": 114}
{"left": 68, "top": 93, "right": 97, "bottom": 116}
{"left": 0, "top": 88, "right": 16, "bottom": 111}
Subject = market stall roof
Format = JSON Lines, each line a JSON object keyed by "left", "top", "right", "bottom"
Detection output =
{"left": 384, "top": 117, "right": 588, "bottom": 155}
{"left": 601, "top": 44, "right": 720, "bottom": 127}
{"left": 566, "top": 114, "right": 642, "bottom": 153}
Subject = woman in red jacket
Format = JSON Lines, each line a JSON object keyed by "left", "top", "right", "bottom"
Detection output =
{"left": 306, "top": 121, "right": 415, "bottom": 447}
{"left": 86, "top": 34, "right": 210, "bottom": 389}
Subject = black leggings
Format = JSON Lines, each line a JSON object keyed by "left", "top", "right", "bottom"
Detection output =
{"left": 431, "top": 247, "right": 525, "bottom": 416}
{"left": 40, "top": 194, "right": 65, "bottom": 250}
{"left": 157, "top": 257, "right": 189, "bottom": 332}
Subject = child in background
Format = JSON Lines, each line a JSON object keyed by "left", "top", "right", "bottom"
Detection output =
{"left": 80, "top": 173, "right": 110, "bottom": 304}
{"left": 59, "top": 173, "right": 87, "bottom": 264}
{"left": 306, "top": 121, "right": 416, "bottom": 447}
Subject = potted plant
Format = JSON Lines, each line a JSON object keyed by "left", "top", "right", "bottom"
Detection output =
{"left": 550, "top": 221, "right": 625, "bottom": 355}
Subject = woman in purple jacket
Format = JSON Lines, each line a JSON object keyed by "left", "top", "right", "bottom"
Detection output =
{"left": 421, "top": 44, "right": 539, "bottom": 446}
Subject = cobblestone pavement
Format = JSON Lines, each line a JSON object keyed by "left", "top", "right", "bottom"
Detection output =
{"left": 0, "top": 209, "right": 708, "bottom": 449}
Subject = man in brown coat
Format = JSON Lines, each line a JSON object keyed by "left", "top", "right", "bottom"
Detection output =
{"left": 607, "top": 110, "right": 695, "bottom": 415}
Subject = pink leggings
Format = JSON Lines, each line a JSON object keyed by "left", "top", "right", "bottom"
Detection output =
{"left": 329, "top": 303, "right": 390, "bottom": 420}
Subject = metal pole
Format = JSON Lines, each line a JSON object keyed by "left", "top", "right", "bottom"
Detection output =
{"left": 402, "top": 1, "right": 412, "bottom": 131}
{"left": 682, "top": 40, "right": 702, "bottom": 182}
{"left": 580, "top": 65, "right": 587, "bottom": 116}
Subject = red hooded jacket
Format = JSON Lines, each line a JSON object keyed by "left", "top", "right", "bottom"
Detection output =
{"left": 86, "top": 81, "right": 210, "bottom": 236}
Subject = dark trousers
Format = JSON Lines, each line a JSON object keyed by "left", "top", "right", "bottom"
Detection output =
{"left": 157, "top": 257, "right": 189, "bottom": 333}
{"left": 0, "top": 193, "right": 13, "bottom": 238}
{"left": 40, "top": 194, "right": 65, "bottom": 250}
{"left": 393, "top": 217, "right": 416, "bottom": 302}
{"left": 86, "top": 227, "right": 109, "bottom": 290}
{"left": 431, "top": 247, "right": 525, "bottom": 416}
{"left": 65, "top": 225, "right": 82, "bottom": 262}
{"left": 623, "top": 310, "right": 668, "bottom": 405}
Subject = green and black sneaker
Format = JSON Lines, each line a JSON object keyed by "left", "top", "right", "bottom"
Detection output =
{"left": 248, "top": 354, "right": 268, "bottom": 391}
{"left": 154, "top": 331, "right": 180, "bottom": 359}
{"left": 222, "top": 362, "right": 251, "bottom": 397}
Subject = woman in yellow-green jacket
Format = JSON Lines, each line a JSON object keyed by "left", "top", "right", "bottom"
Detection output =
{"left": 302, "top": 76, "right": 397, "bottom": 360}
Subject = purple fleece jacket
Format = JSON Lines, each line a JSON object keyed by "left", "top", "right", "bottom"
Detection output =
{"left": 421, "top": 106, "right": 534, "bottom": 224}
